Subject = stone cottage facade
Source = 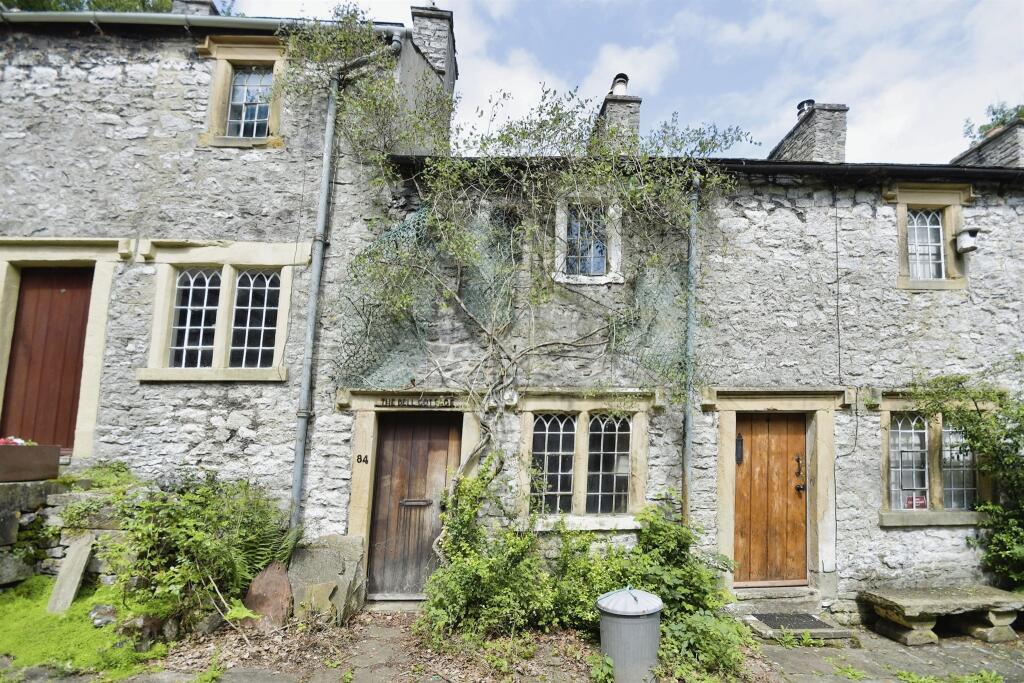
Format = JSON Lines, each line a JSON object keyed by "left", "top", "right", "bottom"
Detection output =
{"left": 2, "top": 3, "right": 1022, "bottom": 622}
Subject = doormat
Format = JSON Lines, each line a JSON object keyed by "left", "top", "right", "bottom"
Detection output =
{"left": 753, "top": 613, "right": 835, "bottom": 631}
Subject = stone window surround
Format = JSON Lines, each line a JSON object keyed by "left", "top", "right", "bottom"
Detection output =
{"left": 552, "top": 197, "right": 624, "bottom": 285}
{"left": 877, "top": 395, "right": 990, "bottom": 528}
{"left": 886, "top": 184, "right": 974, "bottom": 291}
{"left": 518, "top": 391, "right": 653, "bottom": 532}
{"left": 136, "top": 239, "right": 311, "bottom": 382}
{"left": 0, "top": 238, "right": 133, "bottom": 460}
{"left": 196, "top": 36, "right": 286, "bottom": 149}
{"left": 702, "top": 387, "right": 846, "bottom": 594}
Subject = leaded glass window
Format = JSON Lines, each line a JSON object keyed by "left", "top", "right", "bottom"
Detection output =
{"left": 942, "top": 426, "right": 977, "bottom": 510}
{"left": 586, "top": 414, "right": 630, "bottom": 513}
{"left": 169, "top": 269, "right": 221, "bottom": 368}
{"left": 531, "top": 414, "right": 576, "bottom": 513}
{"left": 565, "top": 204, "right": 607, "bottom": 276}
{"left": 889, "top": 413, "right": 929, "bottom": 510}
{"left": 907, "top": 209, "right": 946, "bottom": 280}
{"left": 226, "top": 66, "right": 273, "bottom": 138}
{"left": 230, "top": 270, "right": 280, "bottom": 369}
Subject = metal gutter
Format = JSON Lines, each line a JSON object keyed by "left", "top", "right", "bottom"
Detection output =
{"left": 682, "top": 176, "right": 699, "bottom": 516}
{"left": 0, "top": 10, "right": 403, "bottom": 34}
{"left": 387, "top": 154, "right": 1024, "bottom": 182}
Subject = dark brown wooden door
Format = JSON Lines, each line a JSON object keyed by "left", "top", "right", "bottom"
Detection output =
{"left": 368, "top": 412, "right": 462, "bottom": 597}
{"left": 734, "top": 413, "right": 807, "bottom": 586}
{"left": 1, "top": 268, "right": 93, "bottom": 450}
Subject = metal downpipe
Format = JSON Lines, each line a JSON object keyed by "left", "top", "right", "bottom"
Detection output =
{"left": 682, "top": 177, "right": 700, "bottom": 516}
{"left": 290, "top": 75, "right": 339, "bottom": 530}
{"left": 289, "top": 30, "right": 405, "bottom": 529}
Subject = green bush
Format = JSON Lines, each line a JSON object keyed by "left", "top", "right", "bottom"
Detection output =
{"left": 104, "top": 475, "right": 299, "bottom": 625}
{"left": 417, "top": 458, "right": 749, "bottom": 680}
{"left": 912, "top": 361, "right": 1024, "bottom": 586}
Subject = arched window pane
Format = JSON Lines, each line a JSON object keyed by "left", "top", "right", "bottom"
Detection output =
{"left": 889, "top": 413, "right": 929, "bottom": 510}
{"left": 170, "top": 268, "right": 220, "bottom": 368}
{"left": 229, "top": 269, "right": 281, "bottom": 369}
{"left": 531, "top": 414, "right": 576, "bottom": 513}
{"left": 586, "top": 414, "right": 630, "bottom": 514}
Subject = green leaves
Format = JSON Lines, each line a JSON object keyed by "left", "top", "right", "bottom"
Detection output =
{"left": 104, "top": 476, "right": 299, "bottom": 625}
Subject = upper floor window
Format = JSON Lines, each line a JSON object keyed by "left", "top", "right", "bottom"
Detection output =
{"left": 906, "top": 209, "right": 946, "bottom": 280}
{"left": 226, "top": 67, "right": 274, "bottom": 139}
{"left": 553, "top": 199, "right": 623, "bottom": 285}
{"left": 137, "top": 240, "right": 311, "bottom": 382}
{"left": 197, "top": 36, "right": 284, "bottom": 148}
{"left": 887, "top": 185, "right": 973, "bottom": 290}
{"left": 566, "top": 205, "right": 608, "bottom": 277}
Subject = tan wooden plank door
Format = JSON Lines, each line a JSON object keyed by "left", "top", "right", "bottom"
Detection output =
{"left": 733, "top": 413, "right": 807, "bottom": 585}
{"left": 368, "top": 412, "right": 461, "bottom": 598}
{"left": 1, "top": 268, "right": 93, "bottom": 451}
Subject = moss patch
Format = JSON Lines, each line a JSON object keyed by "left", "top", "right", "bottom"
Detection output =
{"left": 0, "top": 576, "right": 165, "bottom": 680}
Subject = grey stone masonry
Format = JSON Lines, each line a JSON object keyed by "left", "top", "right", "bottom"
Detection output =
{"left": 170, "top": 0, "right": 219, "bottom": 15}
{"left": 951, "top": 120, "right": 1024, "bottom": 168}
{"left": 768, "top": 100, "right": 849, "bottom": 163}
{"left": 411, "top": 6, "right": 457, "bottom": 91}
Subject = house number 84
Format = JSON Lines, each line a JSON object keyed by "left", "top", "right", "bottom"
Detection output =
{"left": 356, "top": 454, "right": 370, "bottom": 465}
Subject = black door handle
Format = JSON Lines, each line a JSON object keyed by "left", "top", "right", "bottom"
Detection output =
{"left": 399, "top": 498, "right": 432, "bottom": 507}
{"left": 795, "top": 484, "right": 806, "bottom": 492}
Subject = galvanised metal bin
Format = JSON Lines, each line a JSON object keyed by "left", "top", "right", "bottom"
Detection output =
{"left": 596, "top": 587, "right": 663, "bottom": 682}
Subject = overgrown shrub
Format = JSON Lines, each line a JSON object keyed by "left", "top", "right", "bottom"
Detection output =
{"left": 912, "top": 358, "right": 1024, "bottom": 586}
{"left": 417, "top": 460, "right": 750, "bottom": 680}
{"left": 104, "top": 475, "right": 299, "bottom": 625}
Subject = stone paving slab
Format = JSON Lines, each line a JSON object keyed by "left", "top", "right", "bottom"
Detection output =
{"left": 761, "top": 626, "right": 1024, "bottom": 683}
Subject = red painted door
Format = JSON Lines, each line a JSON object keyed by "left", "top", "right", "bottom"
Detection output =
{"left": 1, "top": 268, "right": 94, "bottom": 450}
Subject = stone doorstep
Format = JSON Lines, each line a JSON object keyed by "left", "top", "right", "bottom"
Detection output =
{"left": 739, "top": 613, "right": 852, "bottom": 641}
{"left": 729, "top": 586, "right": 822, "bottom": 616}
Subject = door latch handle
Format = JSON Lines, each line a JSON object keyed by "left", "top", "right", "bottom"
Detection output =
{"left": 399, "top": 498, "right": 432, "bottom": 507}
{"left": 795, "top": 455, "right": 803, "bottom": 478}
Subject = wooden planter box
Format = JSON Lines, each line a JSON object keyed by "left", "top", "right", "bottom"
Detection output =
{"left": 0, "top": 445, "right": 60, "bottom": 482}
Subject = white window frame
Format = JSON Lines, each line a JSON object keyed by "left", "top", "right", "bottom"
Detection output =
{"left": 519, "top": 393, "right": 652, "bottom": 531}
{"left": 136, "top": 240, "right": 311, "bottom": 382}
{"left": 553, "top": 198, "right": 623, "bottom": 285}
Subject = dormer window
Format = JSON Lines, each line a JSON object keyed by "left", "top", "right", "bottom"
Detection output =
{"left": 554, "top": 199, "right": 623, "bottom": 285}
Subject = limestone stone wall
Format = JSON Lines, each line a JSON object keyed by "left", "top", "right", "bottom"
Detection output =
{"left": 691, "top": 174, "right": 1022, "bottom": 603}
{"left": 0, "top": 28, "right": 385, "bottom": 537}
{"left": 768, "top": 103, "right": 849, "bottom": 163}
{"left": 951, "top": 121, "right": 1024, "bottom": 168}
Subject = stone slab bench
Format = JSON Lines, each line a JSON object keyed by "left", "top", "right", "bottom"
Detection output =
{"left": 858, "top": 586, "right": 1023, "bottom": 646}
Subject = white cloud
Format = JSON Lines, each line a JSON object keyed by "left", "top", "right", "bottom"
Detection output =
{"left": 579, "top": 42, "right": 679, "bottom": 101}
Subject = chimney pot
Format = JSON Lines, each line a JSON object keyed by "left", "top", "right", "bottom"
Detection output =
{"left": 797, "top": 99, "right": 816, "bottom": 117}
{"left": 611, "top": 73, "right": 629, "bottom": 97}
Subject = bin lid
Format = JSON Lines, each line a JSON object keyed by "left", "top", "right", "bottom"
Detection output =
{"left": 596, "top": 587, "right": 663, "bottom": 616}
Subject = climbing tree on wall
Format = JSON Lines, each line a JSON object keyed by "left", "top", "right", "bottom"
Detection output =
{"left": 278, "top": 3, "right": 749, "bottom": 493}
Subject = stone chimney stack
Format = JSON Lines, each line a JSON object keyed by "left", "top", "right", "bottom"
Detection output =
{"left": 768, "top": 99, "right": 848, "bottom": 163}
{"left": 171, "top": 0, "right": 219, "bottom": 15}
{"left": 596, "top": 73, "right": 642, "bottom": 142}
{"left": 950, "top": 119, "right": 1024, "bottom": 167}
{"left": 411, "top": 6, "right": 458, "bottom": 94}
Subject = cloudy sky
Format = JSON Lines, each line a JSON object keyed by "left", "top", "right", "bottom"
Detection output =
{"left": 234, "top": 0, "right": 1024, "bottom": 163}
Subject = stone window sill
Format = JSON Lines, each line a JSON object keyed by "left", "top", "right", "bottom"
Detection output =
{"left": 552, "top": 272, "right": 625, "bottom": 286}
{"left": 896, "top": 276, "right": 968, "bottom": 291}
{"left": 199, "top": 134, "right": 284, "bottom": 149}
{"left": 136, "top": 366, "right": 287, "bottom": 383}
{"left": 878, "top": 510, "right": 981, "bottom": 528}
{"left": 534, "top": 514, "right": 639, "bottom": 532}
